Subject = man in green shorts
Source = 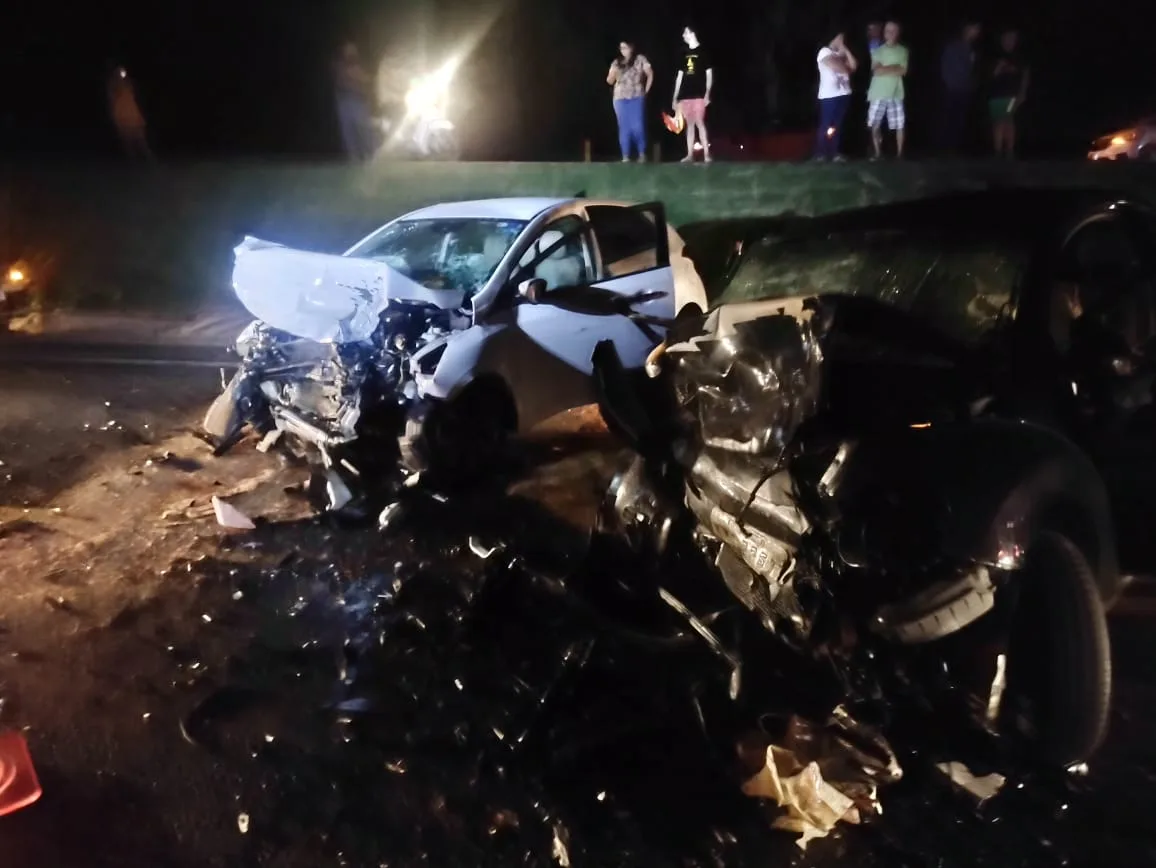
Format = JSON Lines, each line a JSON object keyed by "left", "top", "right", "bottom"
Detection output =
{"left": 867, "top": 21, "right": 909, "bottom": 159}
{"left": 989, "top": 29, "right": 1030, "bottom": 158}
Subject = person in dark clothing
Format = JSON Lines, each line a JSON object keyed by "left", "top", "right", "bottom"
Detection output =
{"left": 107, "top": 66, "right": 152, "bottom": 160}
{"left": 937, "top": 22, "right": 981, "bottom": 153}
{"left": 989, "top": 29, "right": 1030, "bottom": 158}
{"left": 672, "top": 26, "right": 713, "bottom": 163}
{"left": 333, "top": 42, "right": 378, "bottom": 161}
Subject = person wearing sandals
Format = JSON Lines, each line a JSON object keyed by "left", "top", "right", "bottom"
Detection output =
{"left": 814, "top": 31, "right": 857, "bottom": 161}
{"left": 672, "top": 26, "right": 713, "bottom": 163}
{"left": 867, "top": 20, "right": 909, "bottom": 160}
{"left": 607, "top": 41, "right": 654, "bottom": 162}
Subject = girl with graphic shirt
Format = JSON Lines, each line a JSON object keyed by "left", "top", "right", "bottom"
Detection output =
{"left": 672, "top": 27, "right": 713, "bottom": 162}
{"left": 607, "top": 41, "right": 654, "bottom": 162}
{"left": 814, "top": 32, "right": 857, "bottom": 161}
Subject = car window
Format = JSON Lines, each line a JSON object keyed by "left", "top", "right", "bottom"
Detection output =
{"left": 1061, "top": 218, "right": 1156, "bottom": 353}
{"left": 586, "top": 205, "right": 661, "bottom": 278}
{"left": 717, "top": 231, "right": 1026, "bottom": 345}
{"left": 517, "top": 215, "right": 592, "bottom": 290}
{"left": 347, "top": 218, "right": 525, "bottom": 296}
{"left": 1065, "top": 218, "right": 1143, "bottom": 289}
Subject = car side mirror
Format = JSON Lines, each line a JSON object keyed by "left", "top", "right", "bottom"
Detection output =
{"left": 518, "top": 277, "right": 547, "bottom": 303}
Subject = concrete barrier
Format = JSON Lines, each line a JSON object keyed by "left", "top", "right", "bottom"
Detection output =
{"left": 2, "top": 160, "right": 1155, "bottom": 315}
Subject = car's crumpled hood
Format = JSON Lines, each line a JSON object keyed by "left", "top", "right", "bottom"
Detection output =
{"left": 666, "top": 296, "right": 823, "bottom": 458}
{"left": 231, "top": 237, "right": 465, "bottom": 344}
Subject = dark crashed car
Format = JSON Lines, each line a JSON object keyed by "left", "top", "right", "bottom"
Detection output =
{"left": 714, "top": 189, "right": 1156, "bottom": 577}
{"left": 594, "top": 189, "right": 1156, "bottom": 765}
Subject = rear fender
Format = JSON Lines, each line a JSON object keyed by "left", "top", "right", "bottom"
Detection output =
{"left": 839, "top": 418, "right": 1120, "bottom": 602}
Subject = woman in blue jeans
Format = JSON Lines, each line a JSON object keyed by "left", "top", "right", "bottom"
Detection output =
{"left": 607, "top": 41, "right": 654, "bottom": 162}
{"left": 814, "top": 32, "right": 857, "bottom": 161}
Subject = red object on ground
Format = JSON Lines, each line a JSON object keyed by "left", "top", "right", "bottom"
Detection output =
{"left": 0, "top": 731, "right": 42, "bottom": 816}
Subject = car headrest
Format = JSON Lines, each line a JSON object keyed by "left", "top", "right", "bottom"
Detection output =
{"left": 483, "top": 235, "right": 508, "bottom": 261}
{"left": 539, "top": 230, "right": 565, "bottom": 258}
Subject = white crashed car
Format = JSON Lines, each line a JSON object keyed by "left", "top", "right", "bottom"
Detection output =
{"left": 204, "top": 197, "right": 708, "bottom": 509}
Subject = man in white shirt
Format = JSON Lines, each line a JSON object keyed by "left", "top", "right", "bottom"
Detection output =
{"left": 814, "top": 32, "right": 857, "bottom": 161}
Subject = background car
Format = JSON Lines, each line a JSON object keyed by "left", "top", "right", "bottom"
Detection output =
{"left": 1088, "top": 117, "right": 1156, "bottom": 161}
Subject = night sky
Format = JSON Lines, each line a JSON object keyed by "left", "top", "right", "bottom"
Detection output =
{"left": 5, "top": 0, "right": 1155, "bottom": 160}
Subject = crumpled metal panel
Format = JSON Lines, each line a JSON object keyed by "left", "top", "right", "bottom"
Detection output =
{"left": 231, "top": 236, "right": 464, "bottom": 345}
{"left": 669, "top": 312, "right": 824, "bottom": 460}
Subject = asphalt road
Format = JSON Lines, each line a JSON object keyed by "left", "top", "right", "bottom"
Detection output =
{"left": 0, "top": 336, "right": 235, "bottom": 370}
{"left": 0, "top": 359, "right": 1153, "bottom": 868}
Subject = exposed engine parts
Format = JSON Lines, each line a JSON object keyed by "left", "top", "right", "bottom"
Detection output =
{"left": 207, "top": 301, "right": 463, "bottom": 509}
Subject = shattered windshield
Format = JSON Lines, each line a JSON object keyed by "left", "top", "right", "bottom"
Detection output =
{"left": 716, "top": 230, "right": 1028, "bottom": 344}
{"left": 348, "top": 218, "right": 526, "bottom": 296}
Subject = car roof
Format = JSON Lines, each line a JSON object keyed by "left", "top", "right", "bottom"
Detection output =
{"left": 399, "top": 197, "right": 575, "bottom": 222}
{"left": 790, "top": 188, "right": 1150, "bottom": 244}
{"left": 398, "top": 197, "right": 644, "bottom": 222}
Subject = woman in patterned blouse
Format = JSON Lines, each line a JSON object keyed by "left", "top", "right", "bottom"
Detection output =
{"left": 607, "top": 41, "right": 654, "bottom": 162}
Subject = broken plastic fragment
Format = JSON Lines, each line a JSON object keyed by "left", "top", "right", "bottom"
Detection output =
{"left": 469, "top": 537, "right": 504, "bottom": 560}
{"left": 255, "top": 430, "right": 282, "bottom": 453}
{"left": 325, "top": 469, "right": 354, "bottom": 512}
{"left": 742, "top": 747, "right": 860, "bottom": 849}
{"left": 378, "top": 502, "right": 405, "bottom": 531}
{"left": 212, "top": 496, "right": 256, "bottom": 530}
{"left": 740, "top": 709, "right": 901, "bottom": 849}
{"left": 935, "top": 761, "right": 1007, "bottom": 804}
{"left": 551, "top": 822, "right": 572, "bottom": 867}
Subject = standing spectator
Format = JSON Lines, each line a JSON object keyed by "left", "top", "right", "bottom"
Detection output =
{"left": 333, "top": 42, "right": 377, "bottom": 161}
{"left": 107, "top": 66, "right": 152, "bottom": 161}
{"left": 867, "top": 21, "right": 884, "bottom": 55}
{"left": 672, "top": 26, "right": 713, "bottom": 163}
{"left": 867, "top": 20, "right": 909, "bottom": 160}
{"left": 989, "top": 29, "right": 1029, "bottom": 159}
{"left": 937, "top": 22, "right": 982, "bottom": 153}
{"left": 607, "top": 41, "right": 654, "bottom": 162}
{"left": 814, "top": 32, "right": 857, "bottom": 161}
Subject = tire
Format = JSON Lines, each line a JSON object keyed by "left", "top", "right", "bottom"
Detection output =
{"left": 203, "top": 371, "right": 246, "bottom": 447}
{"left": 1002, "top": 531, "right": 1112, "bottom": 765}
{"left": 398, "top": 381, "right": 515, "bottom": 482}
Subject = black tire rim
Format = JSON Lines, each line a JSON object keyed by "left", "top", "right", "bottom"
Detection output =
{"left": 424, "top": 391, "right": 507, "bottom": 474}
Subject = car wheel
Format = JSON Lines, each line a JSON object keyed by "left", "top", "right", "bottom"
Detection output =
{"left": 1001, "top": 531, "right": 1112, "bottom": 765}
{"left": 1140, "top": 147, "right": 1156, "bottom": 162}
{"left": 398, "top": 380, "right": 515, "bottom": 482}
{"left": 203, "top": 371, "right": 247, "bottom": 450}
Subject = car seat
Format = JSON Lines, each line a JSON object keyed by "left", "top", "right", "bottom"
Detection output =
{"left": 480, "top": 234, "right": 510, "bottom": 275}
{"left": 532, "top": 230, "right": 584, "bottom": 289}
